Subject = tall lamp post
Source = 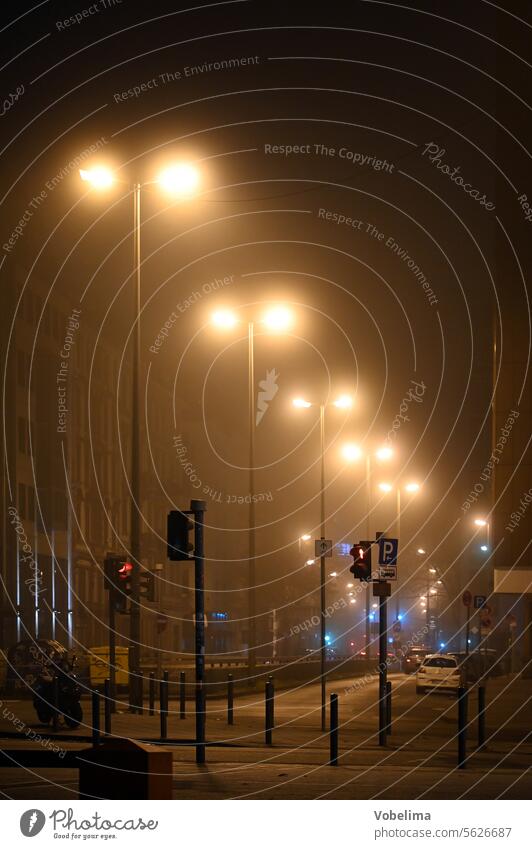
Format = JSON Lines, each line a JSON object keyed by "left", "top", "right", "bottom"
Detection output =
{"left": 377, "top": 480, "right": 421, "bottom": 625}
{"left": 211, "top": 306, "right": 292, "bottom": 682}
{"left": 342, "top": 443, "right": 394, "bottom": 660}
{"left": 81, "top": 163, "right": 200, "bottom": 711}
{"left": 292, "top": 393, "right": 353, "bottom": 731}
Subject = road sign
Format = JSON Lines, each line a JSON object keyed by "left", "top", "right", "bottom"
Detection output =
{"left": 462, "top": 590, "right": 472, "bottom": 607}
{"left": 315, "top": 539, "right": 333, "bottom": 558}
{"left": 378, "top": 565, "right": 397, "bottom": 581}
{"left": 377, "top": 537, "right": 399, "bottom": 566}
{"left": 474, "top": 594, "right": 487, "bottom": 609}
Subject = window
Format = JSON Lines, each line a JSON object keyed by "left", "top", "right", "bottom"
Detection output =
{"left": 424, "top": 657, "right": 457, "bottom": 668}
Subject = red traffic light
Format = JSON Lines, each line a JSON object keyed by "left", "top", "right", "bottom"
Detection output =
{"left": 349, "top": 541, "right": 373, "bottom": 582}
{"left": 118, "top": 562, "right": 133, "bottom": 579}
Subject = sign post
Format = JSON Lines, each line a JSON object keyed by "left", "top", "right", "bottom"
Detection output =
{"left": 192, "top": 499, "right": 207, "bottom": 765}
{"left": 462, "top": 590, "right": 472, "bottom": 656}
{"left": 315, "top": 538, "right": 332, "bottom": 732}
{"left": 375, "top": 531, "right": 397, "bottom": 747}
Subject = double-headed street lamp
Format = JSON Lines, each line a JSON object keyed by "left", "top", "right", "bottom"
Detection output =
{"left": 341, "top": 443, "right": 394, "bottom": 660}
{"left": 81, "top": 162, "right": 201, "bottom": 711}
{"left": 377, "top": 480, "right": 421, "bottom": 621}
{"left": 211, "top": 305, "right": 292, "bottom": 682}
{"left": 292, "top": 393, "right": 353, "bottom": 731}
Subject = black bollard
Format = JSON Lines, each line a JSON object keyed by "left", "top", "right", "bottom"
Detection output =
{"left": 478, "top": 685, "right": 486, "bottom": 748}
{"left": 265, "top": 680, "right": 274, "bottom": 745}
{"left": 179, "top": 671, "right": 186, "bottom": 719}
{"left": 91, "top": 691, "right": 100, "bottom": 747}
{"left": 104, "top": 678, "right": 111, "bottom": 735}
{"left": 458, "top": 686, "right": 468, "bottom": 769}
{"left": 268, "top": 676, "right": 275, "bottom": 728}
{"left": 52, "top": 677, "right": 60, "bottom": 732}
{"left": 196, "top": 682, "right": 206, "bottom": 764}
{"left": 386, "top": 681, "right": 392, "bottom": 735}
{"left": 227, "top": 673, "right": 234, "bottom": 725}
{"left": 160, "top": 674, "right": 168, "bottom": 741}
{"left": 330, "top": 693, "right": 339, "bottom": 766}
{"left": 149, "top": 672, "right": 155, "bottom": 717}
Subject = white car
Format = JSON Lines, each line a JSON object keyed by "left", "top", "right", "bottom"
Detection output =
{"left": 416, "top": 654, "right": 462, "bottom": 694}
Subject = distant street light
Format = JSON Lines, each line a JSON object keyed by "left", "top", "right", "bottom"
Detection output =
{"left": 343, "top": 444, "right": 395, "bottom": 660}
{"left": 292, "top": 392, "right": 354, "bottom": 731}
{"left": 378, "top": 480, "right": 422, "bottom": 620}
{"left": 211, "top": 305, "right": 292, "bottom": 680}
{"left": 80, "top": 160, "right": 201, "bottom": 712}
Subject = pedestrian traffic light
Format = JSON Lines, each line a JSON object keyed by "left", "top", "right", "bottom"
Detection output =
{"left": 167, "top": 510, "right": 194, "bottom": 561}
{"left": 349, "top": 541, "right": 373, "bottom": 582}
{"left": 104, "top": 554, "right": 134, "bottom": 611}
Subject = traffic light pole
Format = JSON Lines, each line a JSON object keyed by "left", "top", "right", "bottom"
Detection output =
{"left": 319, "top": 404, "right": 327, "bottom": 733}
{"left": 109, "top": 599, "right": 116, "bottom": 713}
{"left": 375, "top": 531, "right": 389, "bottom": 747}
{"left": 192, "top": 499, "right": 207, "bottom": 763}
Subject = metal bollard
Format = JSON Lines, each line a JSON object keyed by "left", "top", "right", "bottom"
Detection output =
{"left": 179, "top": 671, "right": 186, "bottom": 719}
{"left": 104, "top": 678, "right": 112, "bottom": 735}
{"left": 458, "top": 686, "right": 468, "bottom": 769}
{"left": 378, "top": 683, "right": 387, "bottom": 747}
{"left": 91, "top": 691, "right": 100, "bottom": 747}
{"left": 160, "top": 674, "right": 168, "bottom": 741}
{"left": 478, "top": 685, "right": 486, "bottom": 749}
{"left": 386, "top": 681, "right": 392, "bottom": 735}
{"left": 52, "top": 677, "right": 60, "bottom": 732}
{"left": 149, "top": 672, "right": 155, "bottom": 716}
{"left": 265, "top": 680, "right": 274, "bottom": 745}
{"left": 196, "top": 683, "right": 206, "bottom": 764}
{"left": 330, "top": 693, "right": 339, "bottom": 766}
{"left": 227, "top": 673, "right": 234, "bottom": 725}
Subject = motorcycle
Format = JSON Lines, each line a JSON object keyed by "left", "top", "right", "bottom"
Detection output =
{"left": 32, "top": 655, "right": 83, "bottom": 729}
{"left": 7, "top": 639, "right": 83, "bottom": 729}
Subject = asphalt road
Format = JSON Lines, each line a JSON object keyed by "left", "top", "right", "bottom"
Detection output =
{"left": 0, "top": 672, "right": 530, "bottom": 799}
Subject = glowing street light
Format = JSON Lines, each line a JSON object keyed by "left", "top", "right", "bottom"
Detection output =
{"left": 157, "top": 163, "right": 200, "bottom": 195}
{"left": 342, "top": 442, "right": 363, "bottom": 462}
{"left": 262, "top": 306, "right": 292, "bottom": 331}
{"left": 417, "top": 548, "right": 426, "bottom": 555}
{"left": 474, "top": 518, "right": 488, "bottom": 527}
{"left": 405, "top": 482, "right": 421, "bottom": 493}
{"left": 301, "top": 533, "right": 311, "bottom": 541}
{"left": 211, "top": 309, "right": 238, "bottom": 329}
{"left": 378, "top": 481, "right": 393, "bottom": 493}
{"left": 79, "top": 166, "right": 114, "bottom": 189}
{"left": 376, "top": 445, "right": 394, "bottom": 461}
{"left": 332, "top": 394, "right": 353, "bottom": 409}
{"left": 292, "top": 398, "right": 312, "bottom": 409}
{"left": 306, "top": 559, "right": 315, "bottom": 566}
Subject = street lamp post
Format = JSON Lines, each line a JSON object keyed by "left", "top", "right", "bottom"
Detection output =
{"left": 81, "top": 163, "right": 200, "bottom": 712}
{"left": 212, "top": 306, "right": 292, "bottom": 682}
{"left": 293, "top": 394, "right": 352, "bottom": 731}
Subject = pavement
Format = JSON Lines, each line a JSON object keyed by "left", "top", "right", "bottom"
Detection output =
{"left": 0, "top": 672, "right": 530, "bottom": 799}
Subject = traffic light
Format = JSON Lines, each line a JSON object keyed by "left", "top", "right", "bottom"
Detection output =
{"left": 104, "top": 554, "right": 134, "bottom": 611}
{"left": 167, "top": 510, "right": 194, "bottom": 561}
{"left": 349, "top": 541, "right": 373, "bottom": 582}
{"left": 139, "top": 568, "right": 156, "bottom": 602}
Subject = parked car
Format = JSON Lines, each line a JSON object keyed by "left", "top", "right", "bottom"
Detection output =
{"left": 416, "top": 653, "right": 461, "bottom": 694}
{"left": 402, "top": 647, "right": 429, "bottom": 674}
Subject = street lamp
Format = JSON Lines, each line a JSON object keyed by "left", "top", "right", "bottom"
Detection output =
{"left": 377, "top": 480, "right": 422, "bottom": 620}
{"left": 81, "top": 161, "right": 201, "bottom": 712}
{"left": 343, "top": 445, "right": 395, "bottom": 658}
{"left": 292, "top": 393, "right": 353, "bottom": 731}
{"left": 212, "top": 305, "right": 293, "bottom": 681}
{"left": 474, "top": 517, "right": 491, "bottom": 551}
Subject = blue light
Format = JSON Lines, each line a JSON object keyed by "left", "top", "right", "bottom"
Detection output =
{"left": 397, "top": 614, "right": 403, "bottom": 621}
{"left": 388, "top": 637, "right": 393, "bottom": 644}
{"left": 325, "top": 633, "right": 332, "bottom": 645}
{"left": 439, "top": 642, "right": 445, "bottom": 649}
{"left": 369, "top": 613, "right": 375, "bottom": 621}
{"left": 480, "top": 545, "right": 488, "bottom": 552}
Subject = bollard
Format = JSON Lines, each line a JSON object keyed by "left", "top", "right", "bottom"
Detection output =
{"left": 268, "top": 677, "right": 275, "bottom": 728}
{"left": 386, "top": 681, "right": 392, "bottom": 735}
{"left": 378, "top": 683, "right": 387, "bottom": 747}
{"left": 330, "top": 693, "right": 339, "bottom": 766}
{"left": 265, "top": 680, "right": 274, "bottom": 745}
{"left": 91, "top": 691, "right": 100, "bottom": 747}
{"left": 160, "top": 674, "right": 168, "bottom": 741}
{"left": 196, "top": 683, "right": 206, "bottom": 764}
{"left": 149, "top": 673, "right": 155, "bottom": 717}
{"left": 227, "top": 673, "right": 234, "bottom": 725}
{"left": 52, "top": 677, "right": 60, "bottom": 732}
{"left": 458, "top": 686, "right": 468, "bottom": 769}
{"left": 478, "top": 685, "right": 486, "bottom": 749}
{"left": 104, "top": 679, "right": 112, "bottom": 735}
{"left": 179, "top": 671, "right": 186, "bottom": 719}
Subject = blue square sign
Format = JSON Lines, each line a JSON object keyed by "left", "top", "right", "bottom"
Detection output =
{"left": 378, "top": 537, "right": 399, "bottom": 566}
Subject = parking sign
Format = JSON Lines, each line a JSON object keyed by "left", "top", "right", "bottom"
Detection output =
{"left": 378, "top": 537, "right": 399, "bottom": 566}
